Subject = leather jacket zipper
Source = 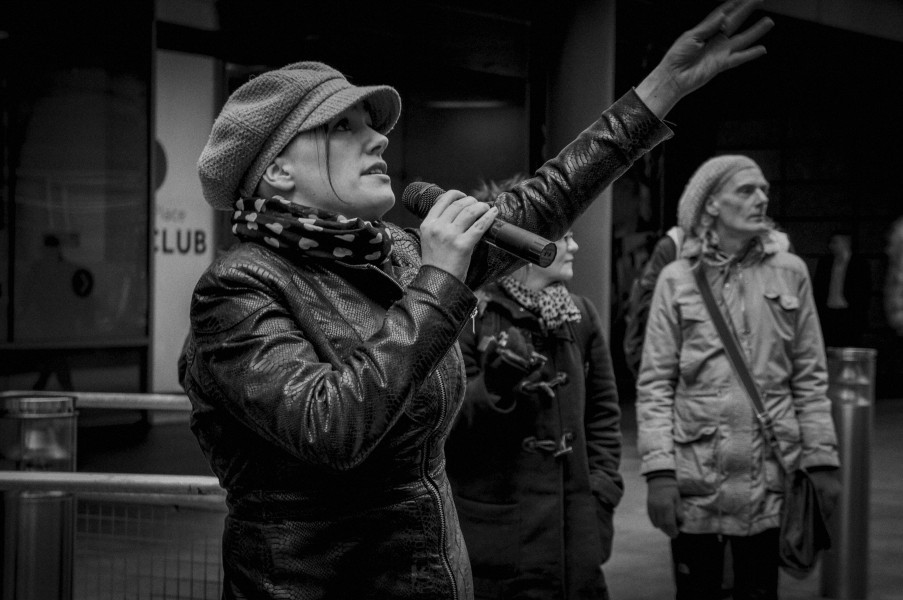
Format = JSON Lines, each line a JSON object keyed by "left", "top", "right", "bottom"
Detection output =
{"left": 430, "top": 304, "right": 480, "bottom": 378}
{"left": 416, "top": 293, "right": 475, "bottom": 597}
{"left": 422, "top": 371, "right": 457, "bottom": 599}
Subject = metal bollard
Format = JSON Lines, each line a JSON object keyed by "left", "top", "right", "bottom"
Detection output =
{"left": 0, "top": 394, "right": 77, "bottom": 600}
{"left": 820, "top": 347, "right": 876, "bottom": 600}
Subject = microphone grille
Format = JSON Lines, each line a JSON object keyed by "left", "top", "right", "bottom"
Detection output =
{"left": 401, "top": 181, "right": 444, "bottom": 218}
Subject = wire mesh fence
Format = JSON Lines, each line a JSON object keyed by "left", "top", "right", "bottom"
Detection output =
{"left": 74, "top": 494, "right": 225, "bottom": 600}
{"left": 1, "top": 471, "right": 226, "bottom": 600}
{"left": 1, "top": 393, "right": 226, "bottom": 599}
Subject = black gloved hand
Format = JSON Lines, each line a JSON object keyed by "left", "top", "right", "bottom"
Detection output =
{"left": 646, "top": 473, "right": 682, "bottom": 539}
{"left": 482, "top": 327, "right": 545, "bottom": 400}
{"left": 808, "top": 468, "right": 842, "bottom": 520}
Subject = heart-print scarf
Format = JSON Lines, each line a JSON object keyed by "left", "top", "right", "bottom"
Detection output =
{"left": 231, "top": 196, "right": 393, "bottom": 266}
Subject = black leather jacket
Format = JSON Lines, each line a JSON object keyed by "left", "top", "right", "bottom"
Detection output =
{"left": 179, "top": 90, "right": 671, "bottom": 600}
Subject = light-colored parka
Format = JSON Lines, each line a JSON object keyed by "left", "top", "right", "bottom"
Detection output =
{"left": 636, "top": 232, "right": 839, "bottom": 536}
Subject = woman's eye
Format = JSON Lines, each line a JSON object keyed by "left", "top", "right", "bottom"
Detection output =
{"left": 333, "top": 118, "right": 351, "bottom": 131}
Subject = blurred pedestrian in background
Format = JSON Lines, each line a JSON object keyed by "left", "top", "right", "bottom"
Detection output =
{"left": 814, "top": 230, "right": 871, "bottom": 348}
{"left": 885, "top": 217, "right": 903, "bottom": 336}
{"left": 623, "top": 225, "right": 685, "bottom": 379}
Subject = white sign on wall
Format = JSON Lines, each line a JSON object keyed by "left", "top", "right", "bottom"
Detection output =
{"left": 152, "top": 51, "right": 217, "bottom": 392}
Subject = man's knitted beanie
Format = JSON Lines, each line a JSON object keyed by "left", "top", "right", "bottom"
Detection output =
{"left": 677, "top": 155, "right": 760, "bottom": 232}
{"left": 198, "top": 61, "right": 401, "bottom": 210}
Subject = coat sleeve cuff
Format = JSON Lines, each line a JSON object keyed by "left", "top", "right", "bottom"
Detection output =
{"left": 640, "top": 455, "right": 676, "bottom": 477}
{"left": 800, "top": 452, "right": 840, "bottom": 471}
{"left": 591, "top": 471, "right": 625, "bottom": 508}
{"left": 614, "top": 88, "right": 675, "bottom": 159}
{"left": 644, "top": 469, "right": 677, "bottom": 482}
{"left": 410, "top": 265, "right": 477, "bottom": 322}
{"left": 405, "top": 265, "right": 477, "bottom": 376}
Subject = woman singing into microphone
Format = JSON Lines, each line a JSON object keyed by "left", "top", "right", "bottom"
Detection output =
{"left": 178, "top": 2, "right": 773, "bottom": 598}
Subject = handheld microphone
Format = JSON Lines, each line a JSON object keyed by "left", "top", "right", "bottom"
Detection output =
{"left": 401, "top": 182, "right": 557, "bottom": 268}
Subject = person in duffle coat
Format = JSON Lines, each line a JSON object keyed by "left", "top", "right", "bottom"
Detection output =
{"left": 446, "top": 175, "right": 622, "bottom": 600}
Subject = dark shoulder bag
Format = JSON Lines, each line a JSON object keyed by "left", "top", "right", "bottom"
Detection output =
{"left": 693, "top": 266, "right": 830, "bottom": 578}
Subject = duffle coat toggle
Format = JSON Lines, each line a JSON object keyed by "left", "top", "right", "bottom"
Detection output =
{"left": 522, "top": 431, "right": 575, "bottom": 458}
{"left": 522, "top": 371, "right": 569, "bottom": 399}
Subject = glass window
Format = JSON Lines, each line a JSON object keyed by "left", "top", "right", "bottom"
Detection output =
{"left": 1, "top": 1, "right": 152, "bottom": 392}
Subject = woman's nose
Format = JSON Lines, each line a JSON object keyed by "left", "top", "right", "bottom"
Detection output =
{"left": 368, "top": 129, "right": 389, "bottom": 154}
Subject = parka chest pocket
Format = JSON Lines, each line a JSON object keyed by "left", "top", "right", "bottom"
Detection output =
{"left": 676, "top": 299, "right": 718, "bottom": 359}
{"left": 677, "top": 299, "right": 709, "bottom": 329}
{"left": 763, "top": 289, "right": 799, "bottom": 339}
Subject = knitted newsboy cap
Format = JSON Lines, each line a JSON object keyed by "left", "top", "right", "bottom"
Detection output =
{"left": 677, "top": 155, "right": 761, "bottom": 232}
{"left": 198, "top": 61, "right": 402, "bottom": 210}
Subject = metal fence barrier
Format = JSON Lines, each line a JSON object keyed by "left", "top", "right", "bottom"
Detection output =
{"left": 1, "top": 393, "right": 78, "bottom": 600}
{"left": 0, "top": 391, "right": 193, "bottom": 412}
{"left": 0, "top": 472, "right": 226, "bottom": 600}
{"left": 0, "top": 391, "right": 224, "bottom": 600}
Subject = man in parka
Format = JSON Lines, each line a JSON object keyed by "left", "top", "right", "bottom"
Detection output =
{"left": 636, "top": 155, "right": 841, "bottom": 599}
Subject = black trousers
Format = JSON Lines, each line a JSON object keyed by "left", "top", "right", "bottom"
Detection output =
{"left": 671, "top": 529, "right": 780, "bottom": 600}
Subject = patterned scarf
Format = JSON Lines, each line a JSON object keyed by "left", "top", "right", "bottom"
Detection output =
{"left": 498, "top": 276, "right": 582, "bottom": 331}
{"left": 231, "top": 196, "right": 393, "bottom": 266}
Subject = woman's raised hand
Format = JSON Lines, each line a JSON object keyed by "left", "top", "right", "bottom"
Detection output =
{"left": 419, "top": 190, "right": 498, "bottom": 282}
{"left": 635, "top": 0, "right": 774, "bottom": 118}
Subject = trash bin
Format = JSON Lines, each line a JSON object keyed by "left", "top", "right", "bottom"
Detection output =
{"left": 0, "top": 394, "right": 77, "bottom": 600}
{"left": 820, "top": 347, "right": 876, "bottom": 600}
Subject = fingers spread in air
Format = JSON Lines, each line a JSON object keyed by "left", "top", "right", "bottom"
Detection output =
{"left": 728, "top": 16, "right": 774, "bottom": 52}
{"left": 722, "top": 17, "right": 773, "bottom": 69}
{"left": 721, "top": 0, "right": 764, "bottom": 37}
{"left": 694, "top": 1, "right": 737, "bottom": 40}
{"left": 695, "top": 0, "right": 766, "bottom": 43}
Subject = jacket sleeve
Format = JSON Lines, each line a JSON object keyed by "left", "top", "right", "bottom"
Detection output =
{"left": 788, "top": 261, "right": 840, "bottom": 469}
{"left": 635, "top": 264, "right": 682, "bottom": 476}
{"left": 185, "top": 254, "right": 477, "bottom": 471}
{"left": 623, "top": 235, "right": 678, "bottom": 377}
{"left": 578, "top": 296, "right": 624, "bottom": 508}
{"left": 465, "top": 90, "right": 672, "bottom": 290}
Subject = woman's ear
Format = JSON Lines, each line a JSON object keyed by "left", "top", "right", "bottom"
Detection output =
{"left": 260, "top": 160, "right": 294, "bottom": 193}
{"left": 705, "top": 197, "right": 719, "bottom": 217}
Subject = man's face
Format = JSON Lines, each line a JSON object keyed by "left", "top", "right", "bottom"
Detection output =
{"left": 708, "top": 167, "right": 770, "bottom": 241}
